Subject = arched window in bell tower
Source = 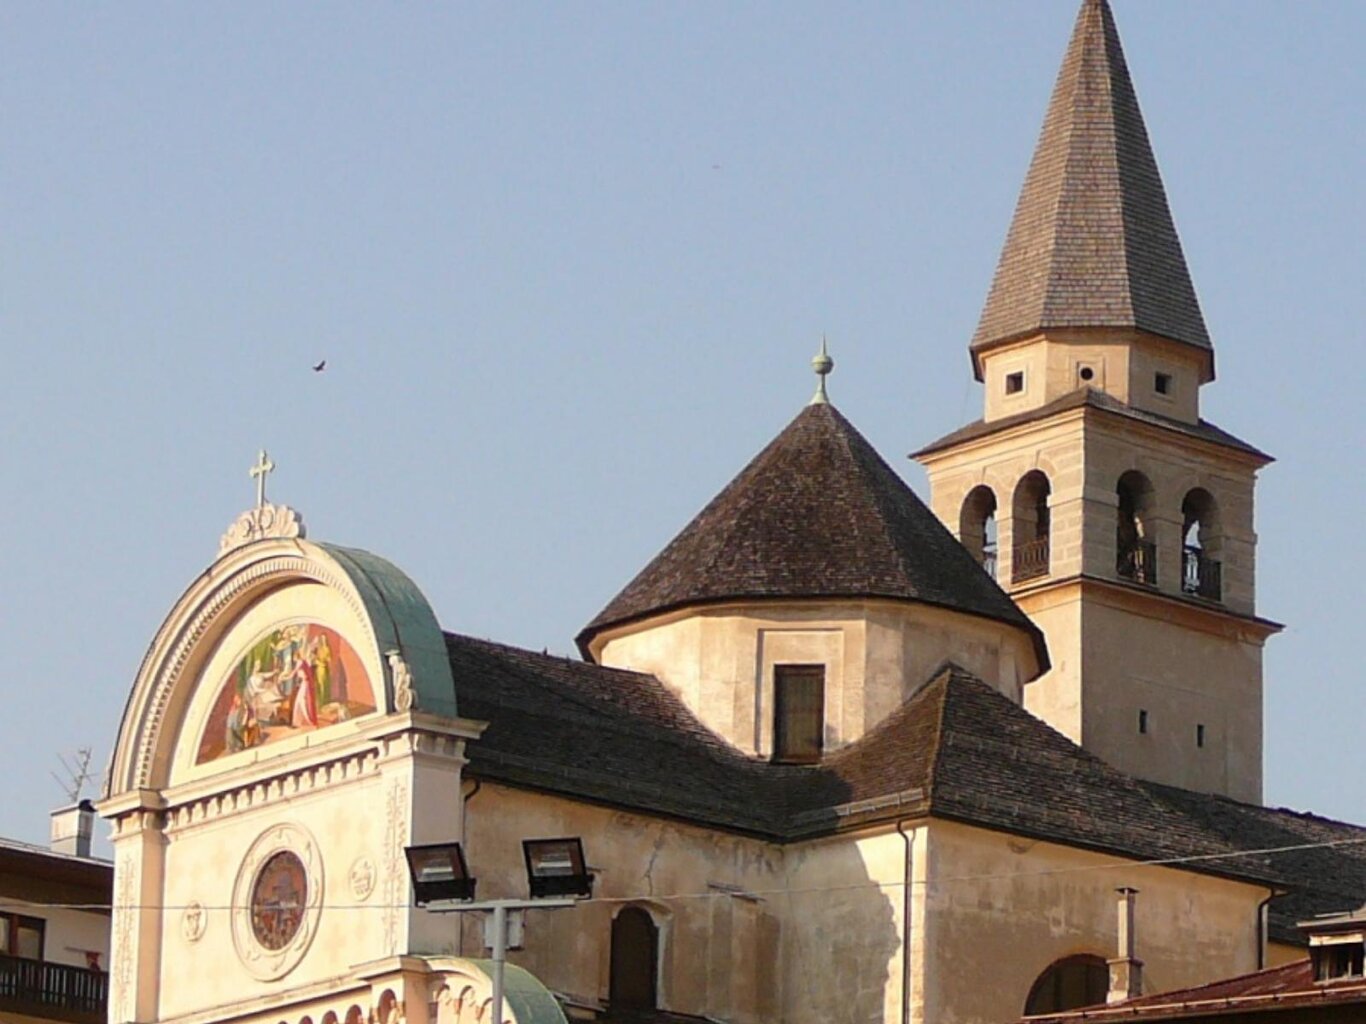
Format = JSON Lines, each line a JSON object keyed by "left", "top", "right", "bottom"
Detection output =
{"left": 1116, "top": 471, "right": 1157, "bottom": 585}
{"left": 1011, "top": 471, "right": 1051, "bottom": 583}
{"left": 1181, "top": 488, "right": 1223, "bottom": 601}
{"left": 960, "top": 485, "right": 999, "bottom": 578}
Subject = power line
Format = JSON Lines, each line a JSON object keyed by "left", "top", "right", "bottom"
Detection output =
{"left": 7, "top": 834, "right": 1365, "bottom": 914}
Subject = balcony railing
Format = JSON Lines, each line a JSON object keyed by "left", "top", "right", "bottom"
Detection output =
{"left": 0, "top": 954, "right": 108, "bottom": 1024}
{"left": 982, "top": 546, "right": 998, "bottom": 580}
{"left": 1117, "top": 538, "right": 1158, "bottom": 586}
{"left": 1182, "top": 546, "right": 1222, "bottom": 601}
{"left": 1012, "top": 537, "right": 1050, "bottom": 583}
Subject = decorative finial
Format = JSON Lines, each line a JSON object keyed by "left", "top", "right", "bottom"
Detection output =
{"left": 810, "top": 335, "right": 834, "bottom": 405}
{"left": 249, "top": 449, "right": 275, "bottom": 510}
{"left": 219, "top": 449, "right": 305, "bottom": 557}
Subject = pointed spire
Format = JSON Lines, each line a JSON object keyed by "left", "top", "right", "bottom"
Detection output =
{"left": 971, "top": 0, "right": 1212, "bottom": 379}
{"left": 810, "top": 335, "right": 834, "bottom": 405}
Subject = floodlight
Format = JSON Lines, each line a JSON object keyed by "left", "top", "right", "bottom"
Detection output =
{"left": 522, "top": 837, "right": 592, "bottom": 899}
{"left": 405, "top": 841, "right": 476, "bottom": 904}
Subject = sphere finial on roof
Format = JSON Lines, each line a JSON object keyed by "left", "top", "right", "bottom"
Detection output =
{"left": 810, "top": 335, "right": 834, "bottom": 405}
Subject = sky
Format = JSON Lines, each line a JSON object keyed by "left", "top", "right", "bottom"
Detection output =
{"left": 1, "top": 1, "right": 1363, "bottom": 851}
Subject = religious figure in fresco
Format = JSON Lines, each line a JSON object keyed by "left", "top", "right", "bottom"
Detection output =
{"left": 244, "top": 657, "right": 283, "bottom": 722}
{"left": 224, "top": 692, "right": 259, "bottom": 754}
{"left": 312, "top": 633, "right": 334, "bottom": 705}
{"left": 196, "top": 623, "right": 376, "bottom": 764}
{"left": 289, "top": 652, "right": 320, "bottom": 729}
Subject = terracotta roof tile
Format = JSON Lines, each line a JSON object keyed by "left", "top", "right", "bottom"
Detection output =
{"left": 1019, "top": 960, "right": 1366, "bottom": 1021}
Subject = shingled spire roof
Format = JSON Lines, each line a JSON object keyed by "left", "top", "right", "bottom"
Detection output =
{"left": 578, "top": 402, "right": 1043, "bottom": 661}
{"left": 970, "top": 0, "right": 1211, "bottom": 378}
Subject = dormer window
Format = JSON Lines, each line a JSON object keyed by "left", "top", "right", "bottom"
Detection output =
{"left": 1005, "top": 371, "right": 1025, "bottom": 395}
{"left": 773, "top": 665, "right": 824, "bottom": 763}
{"left": 1314, "top": 940, "right": 1365, "bottom": 982}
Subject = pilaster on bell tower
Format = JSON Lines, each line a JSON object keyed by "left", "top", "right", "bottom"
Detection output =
{"left": 915, "top": 0, "right": 1280, "bottom": 804}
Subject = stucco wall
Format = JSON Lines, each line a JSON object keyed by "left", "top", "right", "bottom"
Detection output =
{"left": 460, "top": 782, "right": 786, "bottom": 1023}
{"left": 466, "top": 793, "right": 1276, "bottom": 1024}
{"left": 149, "top": 763, "right": 398, "bottom": 1019}
{"left": 8, "top": 903, "right": 111, "bottom": 969}
{"left": 594, "top": 600, "right": 1038, "bottom": 757}
{"left": 919, "top": 821, "right": 1267, "bottom": 1024}
{"left": 920, "top": 385, "right": 1269, "bottom": 801}
{"left": 978, "top": 328, "right": 1206, "bottom": 426}
{"left": 465, "top": 784, "right": 920, "bottom": 1024}
{"left": 1079, "top": 596, "right": 1264, "bottom": 802}
{"left": 778, "top": 828, "right": 917, "bottom": 1024}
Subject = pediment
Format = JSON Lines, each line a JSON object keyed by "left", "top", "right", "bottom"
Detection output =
{"left": 104, "top": 537, "right": 457, "bottom": 800}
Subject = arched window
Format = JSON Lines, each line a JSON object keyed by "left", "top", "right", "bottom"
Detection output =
{"left": 1181, "top": 488, "right": 1222, "bottom": 601}
{"left": 1011, "top": 471, "right": 1051, "bottom": 582}
{"left": 1024, "top": 955, "right": 1109, "bottom": 1015}
{"left": 1116, "top": 471, "right": 1157, "bottom": 585}
{"left": 610, "top": 907, "right": 658, "bottom": 1011}
{"left": 960, "top": 485, "right": 999, "bottom": 578}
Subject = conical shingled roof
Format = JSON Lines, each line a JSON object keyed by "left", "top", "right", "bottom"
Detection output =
{"left": 971, "top": 0, "right": 1211, "bottom": 376}
{"left": 578, "top": 403, "right": 1042, "bottom": 660}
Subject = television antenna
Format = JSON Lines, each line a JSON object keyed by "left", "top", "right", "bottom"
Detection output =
{"left": 52, "top": 748, "right": 95, "bottom": 804}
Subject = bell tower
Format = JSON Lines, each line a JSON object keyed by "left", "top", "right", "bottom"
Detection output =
{"left": 914, "top": 0, "right": 1279, "bottom": 803}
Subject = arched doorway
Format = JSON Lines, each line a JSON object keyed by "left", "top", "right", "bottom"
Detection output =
{"left": 1024, "top": 954, "right": 1109, "bottom": 1015}
{"left": 610, "top": 907, "right": 658, "bottom": 1010}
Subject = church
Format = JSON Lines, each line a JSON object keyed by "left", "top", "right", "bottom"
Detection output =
{"left": 97, "top": 2, "right": 1366, "bottom": 1023}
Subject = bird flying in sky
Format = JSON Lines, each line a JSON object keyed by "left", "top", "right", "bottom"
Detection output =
{"left": 312, "top": 360, "right": 326, "bottom": 372}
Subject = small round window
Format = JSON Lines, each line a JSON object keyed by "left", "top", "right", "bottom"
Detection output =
{"left": 250, "top": 851, "right": 308, "bottom": 951}
{"left": 1078, "top": 366, "right": 1095, "bottom": 382}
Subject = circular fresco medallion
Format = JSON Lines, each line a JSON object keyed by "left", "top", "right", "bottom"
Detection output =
{"left": 250, "top": 851, "right": 307, "bottom": 950}
{"left": 231, "top": 824, "right": 323, "bottom": 980}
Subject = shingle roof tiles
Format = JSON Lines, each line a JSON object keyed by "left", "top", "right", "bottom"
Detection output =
{"left": 971, "top": 0, "right": 1210, "bottom": 362}
{"left": 579, "top": 403, "right": 1040, "bottom": 658}
{"left": 448, "top": 632, "right": 1366, "bottom": 926}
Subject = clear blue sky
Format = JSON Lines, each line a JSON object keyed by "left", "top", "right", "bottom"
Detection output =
{"left": 2, "top": 1, "right": 1362, "bottom": 849}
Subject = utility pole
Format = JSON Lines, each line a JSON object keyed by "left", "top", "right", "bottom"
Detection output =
{"left": 424, "top": 897, "right": 576, "bottom": 1024}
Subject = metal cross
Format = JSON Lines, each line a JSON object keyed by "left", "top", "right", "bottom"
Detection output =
{"left": 250, "top": 450, "right": 275, "bottom": 510}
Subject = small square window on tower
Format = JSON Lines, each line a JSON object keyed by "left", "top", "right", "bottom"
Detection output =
{"left": 1196, "top": 723, "right": 1206, "bottom": 748}
{"left": 1005, "top": 371, "right": 1025, "bottom": 395}
{"left": 1138, "top": 709, "right": 1149, "bottom": 735}
{"left": 1155, "top": 372, "right": 1172, "bottom": 395}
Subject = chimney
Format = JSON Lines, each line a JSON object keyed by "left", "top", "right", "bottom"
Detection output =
{"left": 1107, "top": 887, "right": 1144, "bottom": 1004}
{"left": 50, "top": 800, "right": 95, "bottom": 858}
